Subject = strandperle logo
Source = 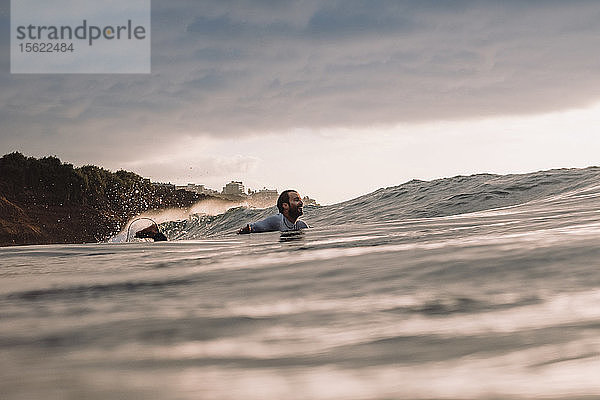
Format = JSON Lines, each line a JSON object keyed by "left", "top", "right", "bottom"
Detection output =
{"left": 15, "top": 19, "right": 147, "bottom": 46}
{"left": 11, "top": 0, "right": 151, "bottom": 74}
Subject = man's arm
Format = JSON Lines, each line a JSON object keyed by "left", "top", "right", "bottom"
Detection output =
{"left": 238, "top": 224, "right": 251, "bottom": 234}
{"left": 152, "top": 231, "right": 168, "bottom": 241}
{"left": 296, "top": 220, "right": 309, "bottom": 229}
{"left": 237, "top": 215, "right": 282, "bottom": 234}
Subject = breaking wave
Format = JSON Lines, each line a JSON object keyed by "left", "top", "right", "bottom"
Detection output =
{"left": 153, "top": 166, "right": 600, "bottom": 240}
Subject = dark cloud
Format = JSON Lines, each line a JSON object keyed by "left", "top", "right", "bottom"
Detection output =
{"left": 2, "top": 0, "right": 600, "bottom": 165}
{"left": 307, "top": 2, "right": 420, "bottom": 37}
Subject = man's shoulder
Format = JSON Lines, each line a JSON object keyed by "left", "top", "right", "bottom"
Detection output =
{"left": 262, "top": 213, "right": 284, "bottom": 224}
{"left": 296, "top": 219, "right": 309, "bottom": 229}
{"left": 250, "top": 213, "right": 283, "bottom": 232}
{"left": 266, "top": 213, "right": 284, "bottom": 220}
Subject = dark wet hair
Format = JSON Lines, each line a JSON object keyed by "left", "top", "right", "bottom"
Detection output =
{"left": 277, "top": 189, "right": 297, "bottom": 213}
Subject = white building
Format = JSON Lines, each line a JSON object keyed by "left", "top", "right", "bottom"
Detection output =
{"left": 250, "top": 188, "right": 278, "bottom": 201}
{"left": 222, "top": 181, "right": 245, "bottom": 195}
{"left": 185, "top": 183, "right": 205, "bottom": 194}
{"left": 175, "top": 183, "right": 219, "bottom": 195}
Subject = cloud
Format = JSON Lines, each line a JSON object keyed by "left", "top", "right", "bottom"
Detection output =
{"left": 2, "top": 0, "right": 600, "bottom": 164}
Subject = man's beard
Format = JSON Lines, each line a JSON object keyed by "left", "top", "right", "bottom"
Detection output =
{"left": 291, "top": 206, "right": 303, "bottom": 218}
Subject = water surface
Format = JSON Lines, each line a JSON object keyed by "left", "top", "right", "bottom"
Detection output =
{"left": 2, "top": 168, "right": 600, "bottom": 399}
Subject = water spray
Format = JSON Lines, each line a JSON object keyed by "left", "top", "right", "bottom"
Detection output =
{"left": 126, "top": 217, "right": 161, "bottom": 242}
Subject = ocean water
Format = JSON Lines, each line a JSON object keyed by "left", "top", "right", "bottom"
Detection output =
{"left": 2, "top": 168, "right": 600, "bottom": 399}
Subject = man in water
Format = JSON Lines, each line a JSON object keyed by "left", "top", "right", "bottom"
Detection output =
{"left": 238, "top": 189, "right": 309, "bottom": 234}
{"left": 135, "top": 223, "right": 168, "bottom": 241}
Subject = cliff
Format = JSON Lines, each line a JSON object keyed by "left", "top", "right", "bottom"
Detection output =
{"left": 0, "top": 152, "right": 225, "bottom": 246}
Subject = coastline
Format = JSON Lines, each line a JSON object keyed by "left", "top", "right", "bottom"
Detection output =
{"left": 0, "top": 152, "right": 239, "bottom": 247}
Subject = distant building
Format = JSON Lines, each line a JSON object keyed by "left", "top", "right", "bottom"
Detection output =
{"left": 250, "top": 188, "right": 278, "bottom": 203}
{"left": 203, "top": 188, "right": 220, "bottom": 196}
{"left": 184, "top": 183, "right": 205, "bottom": 194}
{"left": 222, "top": 181, "right": 245, "bottom": 195}
{"left": 152, "top": 182, "right": 176, "bottom": 190}
{"left": 175, "top": 183, "right": 221, "bottom": 196}
{"left": 302, "top": 195, "right": 319, "bottom": 206}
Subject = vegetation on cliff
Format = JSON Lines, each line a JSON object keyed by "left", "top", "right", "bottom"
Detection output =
{"left": 0, "top": 152, "right": 214, "bottom": 246}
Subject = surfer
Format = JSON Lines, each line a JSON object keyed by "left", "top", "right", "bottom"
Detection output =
{"left": 134, "top": 223, "right": 168, "bottom": 242}
{"left": 238, "top": 190, "right": 309, "bottom": 234}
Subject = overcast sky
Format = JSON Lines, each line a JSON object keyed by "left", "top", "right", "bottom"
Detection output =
{"left": 2, "top": 0, "right": 600, "bottom": 204}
